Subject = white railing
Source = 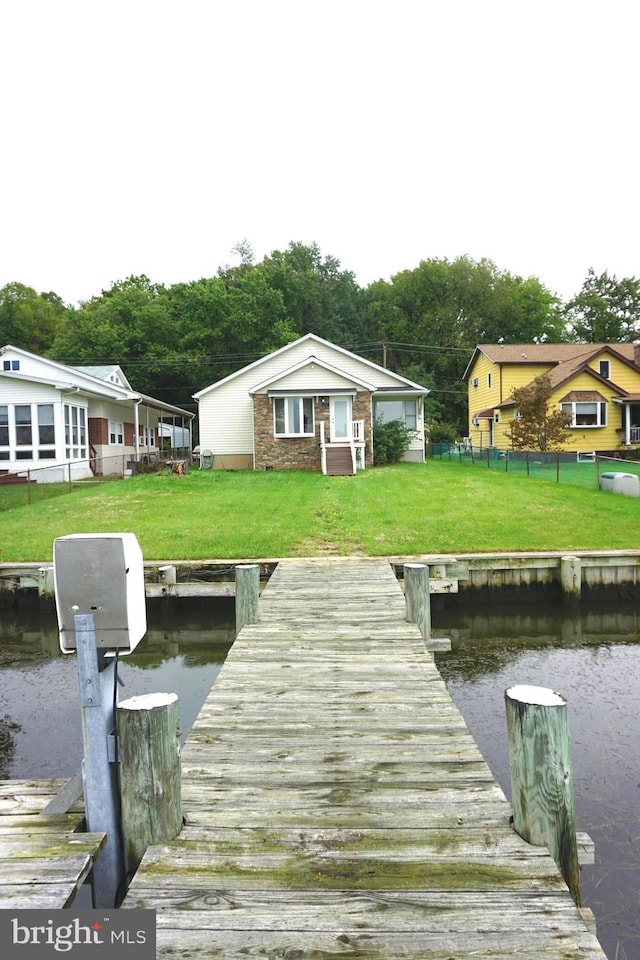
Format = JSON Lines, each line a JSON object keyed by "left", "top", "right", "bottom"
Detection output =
{"left": 352, "top": 420, "right": 365, "bottom": 442}
{"left": 630, "top": 427, "right": 640, "bottom": 443}
{"left": 319, "top": 420, "right": 365, "bottom": 474}
{"left": 351, "top": 420, "right": 365, "bottom": 470}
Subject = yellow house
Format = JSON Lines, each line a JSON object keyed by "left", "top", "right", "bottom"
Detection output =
{"left": 463, "top": 343, "right": 640, "bottom": 453}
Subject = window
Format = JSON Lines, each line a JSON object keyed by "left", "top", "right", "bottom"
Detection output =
{"left": 274, "top": 397, "right": 314, "bottom": 436}
{"left": 2, "top": 359, "right": 19, "bottom": 371}
{"left": 36, "top": 404, "right": 56, "bottom": 459}
{"left": 0, "top": 405, "right": 8, "bottom": 447}
{"left": 38, "top": 404, "right": 55, "bottom": 444}
{"left": 599, "top": 360, "right": 610, "bottom": 379}
{"left": 561, "top": 401, "right": 607, "bottom": 427}
{"left": 108, "top": 420, "right": 124, "bottom": 444}
{"left": 15, "top": 405, "right": 32, "bottom": 446}
{"left": 487, "top": 373, "right": 492, "bottom": 389}
{"left": 375, "top": 399, "right": 418, "bottom": 429}
{"left": 140, "top": 426, "right": 155, "bottom": 447}
{"left": 64, "top": 403, "right": 87, "bottom": 459}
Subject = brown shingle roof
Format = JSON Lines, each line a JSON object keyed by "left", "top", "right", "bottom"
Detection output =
{"left": 478, "top": 343, "right": 638, "bottom": 365}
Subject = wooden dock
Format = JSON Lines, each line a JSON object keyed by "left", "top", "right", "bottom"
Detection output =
{"left": 0, "top": 778, "right": 105, "bottom": 907}
{"left": 123, "top": 557, "right": 606, "bottom": 958}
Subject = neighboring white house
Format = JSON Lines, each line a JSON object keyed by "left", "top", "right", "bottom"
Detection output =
{"left": 0, "top": 345, "right": 194, "bottom": 481}
{"left": 193, "top": 334, "right": 429, "bottom": 474}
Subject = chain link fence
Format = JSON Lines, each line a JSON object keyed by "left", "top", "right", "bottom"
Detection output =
{"left": 426, "top": 443, "right": 640, "bottom": 491}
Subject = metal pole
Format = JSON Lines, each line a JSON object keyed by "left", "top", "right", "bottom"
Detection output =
{"left": 74, "top": 613, "right": 125, "bottom": 907}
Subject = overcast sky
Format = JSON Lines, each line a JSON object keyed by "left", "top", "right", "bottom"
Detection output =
{"left": 2, "top": 0, "right": 639, "bottom": 308}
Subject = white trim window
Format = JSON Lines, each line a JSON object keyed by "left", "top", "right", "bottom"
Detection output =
{"left": 374, "top": 399, "right": 418, "bottom": 429}
{"left": 561, "top": 401, "right": 607, "bottom": 427}
{"left": 37, "top": 404, "right": 56, "bottom": 459}
{"left": 65, "top": 403, "right": 88, "bottom": 460}
{"left": 274, "top": 397, "right": 314, "bottom": 437}
{"left": 108, "top": 420, "right": 124, "bottom": 444}
{"left": 14, "top": 405, "right": 33, "bottom": 460}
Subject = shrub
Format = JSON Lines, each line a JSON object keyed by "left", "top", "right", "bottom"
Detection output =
{"left": 373, "top": 418, "right": 417, "bottom": 466}
{"left": 426, "top": 421, "right": 459, "bottom": 444}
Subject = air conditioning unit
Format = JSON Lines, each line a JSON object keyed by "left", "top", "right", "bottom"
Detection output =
{"left": 494, "top": 412, "right": 500, "bottom": 423}
{"left": 471, "top": 378, "right": 479, "bottom": 387}
{"left": 471, "top": 417, "right": 480, "bottom": 427}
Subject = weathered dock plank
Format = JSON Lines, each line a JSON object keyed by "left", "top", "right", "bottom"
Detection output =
{"left": 0, "top": 779, "right": 105, "bottom": 908}
{"left": 123, "top": 557, "right": 606, "bottom": 958}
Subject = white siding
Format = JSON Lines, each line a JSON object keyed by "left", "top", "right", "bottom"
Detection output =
{"left": 244, "top": 340, "right": 405, "bottom": 390}
{"left": 91, "top": 399, "right": 137, "bottom": 422}
{"left": 0, "top": 379, "right": 59, "bottom": 405}
{"left": 254, "top": 364, "right": 360, "bottom": 394}
{"left": 198, "top": 381, "right": 256, "bottom": 456}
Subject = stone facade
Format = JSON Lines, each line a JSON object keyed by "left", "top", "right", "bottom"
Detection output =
{"left": 253, "top": 395, "right": 320, "bottom": 470}
{"left": 352, "top": 391, "right": 373, "bottom": 467}
{"left": 253, "top": 392, "right": 373, "bottom": 471}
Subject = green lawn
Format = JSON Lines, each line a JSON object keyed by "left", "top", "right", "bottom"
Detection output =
{"left": 1, "top": 461, "right": 638, "bottom": 563}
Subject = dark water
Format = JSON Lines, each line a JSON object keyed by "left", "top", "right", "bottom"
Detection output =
{"left": 432, "top": 601, "right": 640, "bottom": 960}
{"left": 0, "top": 598, "right": 235, "bottom": 779}
{"left": 1, "top": 597, "right": 639, "bottom": 960}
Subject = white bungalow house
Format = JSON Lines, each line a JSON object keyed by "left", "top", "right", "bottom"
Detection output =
{"left": 193, "top": 334, "right": 429, "bottom": 474}
{"left": 0, "top": 345, "right": 194, "bottom": 482}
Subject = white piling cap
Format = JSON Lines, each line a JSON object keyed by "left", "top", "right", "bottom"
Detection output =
{"left": 506, "top": 684, "right": 565, "bottom": 706}
{"left": 119, "top": 692, "right": 178, "bottom": 710}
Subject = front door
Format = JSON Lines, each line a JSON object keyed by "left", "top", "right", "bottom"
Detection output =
{"left": 330, "top": 396, "right": 352, "bottom": 442}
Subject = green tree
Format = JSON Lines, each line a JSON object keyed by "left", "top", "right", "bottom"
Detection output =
{"left": 49, "top": 275, "right": 184, "bottom": 402}
{"left": 256, "top": 241, "right": 364, "bottom": 343}
{"left": 360, "top": 256, "right": 565, "bottom": 434}
{"left": 507, "top": 373, "right": 573, "bottom": 452}
{"left": 565, "top": 268, "right": 640, "bottom": 342}
{"left": 170, "top": 270, "right": 296, "bottom": 392}
{"left": 0, "top": 282, "right": 70, "bottom": 353}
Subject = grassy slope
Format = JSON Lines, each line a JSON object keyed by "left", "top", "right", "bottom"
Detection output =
{"left": 1, "top": 462, "right": 638, "bottom": 563}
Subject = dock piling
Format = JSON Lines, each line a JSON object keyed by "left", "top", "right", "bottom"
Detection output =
{"left": 235, "top": 563, "right": 260, "bottom": 635}
{"left": 505, "top": 683, "right": 581, "bottom": 906}
{"left": 560, "top": 555, "right": 582, "bottom": 607}
{"left": 118, "top": 692, "right": 182, "bottom": 882}
{"left": 403, "top": 562, "right": 431, "bottom": 641}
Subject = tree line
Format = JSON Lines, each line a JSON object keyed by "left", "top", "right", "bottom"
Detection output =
{"left": 2, "top": 242, "right": 639, "bottom": 434}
